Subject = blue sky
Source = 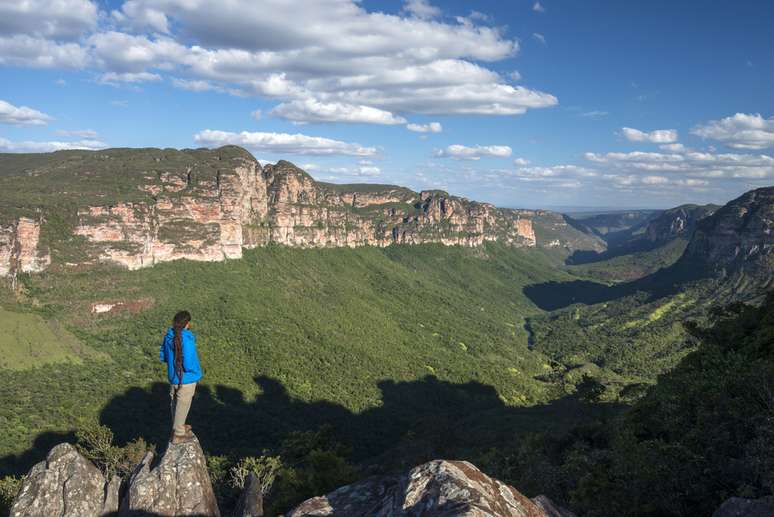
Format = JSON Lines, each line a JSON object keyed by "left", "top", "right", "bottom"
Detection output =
{"left": 0, "top": 0, "right": 772, "bottom": 209}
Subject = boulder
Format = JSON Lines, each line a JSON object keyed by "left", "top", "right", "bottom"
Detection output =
{"left": 286, "top": 459, "right": 566, "bottom": 517}
{"left": 233, "top": 472, "right": 264, "bottom": 517}
{"left": 10, "top": 443, "right": 110, "bottom": 517}
{"left": 119, "top": 433, "right": 220, "bottom": 517}
{"left": 712, "top": 497, "right": 774, "bottom": 517}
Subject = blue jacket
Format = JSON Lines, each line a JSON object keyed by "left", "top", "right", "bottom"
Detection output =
{"left": 160, "top": 327, "right": 203, "bottom": 385}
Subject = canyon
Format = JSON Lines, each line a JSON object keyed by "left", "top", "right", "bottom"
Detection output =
{"left": 0, "top": 146, "right": 593, "bottom": 277}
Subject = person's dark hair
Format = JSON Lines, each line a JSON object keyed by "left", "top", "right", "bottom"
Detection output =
{"left": 172, "top": 311, "right": 191, "bottom": 386}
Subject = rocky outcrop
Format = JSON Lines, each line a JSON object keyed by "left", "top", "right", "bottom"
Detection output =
{"left": 0, "top": 146, "right": 592, "bottom": 276}
{"left": 233, "top": 472, "right": 264, "bottom": 517}
{"left": 9, "top": 443, "right": 113, "bottom": 517}
{"left": 644, "top": 203, "right": 718, "bottom": 243}
{"left": 683, "top": 187, "right": 774, "bottom": 292}
{"left": 286, "top": 459, "right": 572, "bottom": 517}
{"left": 11, "top": 443, "right": 575, "bottom": 517}
{"left": 120, "top": 434, "right": 220, "bottom": 517}
{"left": 0, "top": 217, "right": 50, "bottom": 278}
{"left": 712, "top": 497, "right": 774, "bottom": 517}
{"left": 69, "top": 156, "right": 538, "bottom": 272}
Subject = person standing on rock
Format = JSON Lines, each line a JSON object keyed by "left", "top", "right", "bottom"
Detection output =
{"left": 160, "top": 310, "right": 203, "bottom": 444}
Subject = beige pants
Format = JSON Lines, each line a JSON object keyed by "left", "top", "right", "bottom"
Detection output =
{"left": 170, "top": 382, "right": 196, "bottom": 436}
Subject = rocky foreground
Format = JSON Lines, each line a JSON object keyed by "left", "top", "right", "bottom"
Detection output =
{"left": 9, "top": 432, "right": 767, "bottom": 517}
{"left": 9, "top": 432, "right": 579, "bottom": 517}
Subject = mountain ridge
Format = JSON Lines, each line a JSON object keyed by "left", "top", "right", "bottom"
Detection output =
{"left": 0, "top": 146, "right": 604, "bottom": 277}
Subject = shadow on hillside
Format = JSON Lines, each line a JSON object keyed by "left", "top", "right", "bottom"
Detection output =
{"left": 564, "top": 238, "right": 665, "bottom": 266}
{"left": 1, "top": 375, "right": 625, "bottom": 478}
{"left": 524, "top": 260, "right": 710, "bottom": 311}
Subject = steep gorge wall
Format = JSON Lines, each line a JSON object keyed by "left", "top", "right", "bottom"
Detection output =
{"left": 0, "top": 217, "right": 50, "bottom": 277}
{"left": 0, "top": 148, "right": 541, "bottom": 275}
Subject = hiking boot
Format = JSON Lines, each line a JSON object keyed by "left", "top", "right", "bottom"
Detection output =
{"left": 170, "top": 429, "right": 193, "bottom": 444}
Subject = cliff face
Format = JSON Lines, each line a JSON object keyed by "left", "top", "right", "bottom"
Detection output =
{"left": 0, "top": 217, "right": 50, "bottom": 277}
{"left": 0, "top": 147, "right": 562, "bottom": 275}
{"left": 683, "top": 187, "right": 774, "bottom": 291}
{"left": 644, "top": 204, "right": 718, "bottom": 243}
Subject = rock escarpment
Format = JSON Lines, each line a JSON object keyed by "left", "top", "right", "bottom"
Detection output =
{"left": 0, "top": 217, "right": 50, "bottom": 278}
{"left": 286, "top": 459, "right": 574, "bottom": 517}
{"left": 683, "top": 187, "right": 774, "bottom": 291}
{"left": 0, "top": 146, "right": 598, "bottom": 277}
{"left": 644, "top": 203, "right": 718, "bottom": 243}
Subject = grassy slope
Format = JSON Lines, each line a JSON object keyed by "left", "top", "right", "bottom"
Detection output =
{"left": 0, "top": 243, "right": 576, "bottom": 474}
{"left": 0, "top": 307, "right": 104, "bottom": 370}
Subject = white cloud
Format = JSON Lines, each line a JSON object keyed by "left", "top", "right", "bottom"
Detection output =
{"left": 406, "top": 122, "right": 442, "bottom": 133}
{"left": 0, "top": 137, "right": 106, "bottom": 153}
{"left": 20, "top": 0, "right": 555, "bottom": 121}
{"left": 403, "top": 0, "right": 441, "bottom": 20}
{"left": 659, "top": 143, "right": 686, "bottom": 152}
{"left": 56, "top": 129, "right": 98, "bottom": 138}
{"left": 271, "top": 99, "right": 406, "bottom": 125}
{"left": 193, "top": 129, "right": 377, "bottom": 156}
{"left": 514, "top": 157, "right": 530, "bottom": 166}
{"left": 585, "top": 150, "right": 774, "bottom": 179}
{"left": 171, "top": 78, "right": 220, "bottom": 92}
{"left": 0, "top": 35, "right": 88, "bottom": 68}
{"left": 621, "top": 127, "right": 678, "bottom": 143}
{"left": 99, "top": 71, "right": 162, "bottom": 84}
{"left": 509, "top": 70, "right": 522, "bottom": 81}
{"left": 533, "top": 33, "right": 546, "bottom": 44}
{"left": 692, "top": 113, "right": 774, "bottom": 150}
{"left": 435, "top": 144, "right": 512, "bottom": 160}
{"left": 0, "top": 0, "right": 97, "bottom": 39}
{"left": 533, "top": 2, "right": 546, "bottom": 13}
{"left": 110, "top": 100, "right": 129, "bottom": 108}
{"left": 251, "top": 109, "right": 262, "bottom": 121}
{"left": 0, "top": 100, "right": 53, "bottom": 125}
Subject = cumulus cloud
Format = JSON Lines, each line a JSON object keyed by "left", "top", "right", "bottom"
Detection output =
{"left": 533, "top": 2, "right": 546, "bottom": 13}
{"left": 406, "top": 122, "right": 442, "bottom": 133}
{"left": 0, "top": 100, "right": 53, "bottom": 125}
{"left": 513, "top": 157, "right": 530, "bottom": 166}
{"left": 271, "top": 99, "right": 406, "bottom": 125}
{"left": 621, "top": 127, "right": 678, "bottom": 143}
{"left": 585, "top": 150, "right": 774, "bottom": 179}
{"left": 435, "top": 144, "right": 512, "bottom": 160}
{"left": 0, "top": 0, "right": 97, "bottom": 39}
{"left": 193, "top": 129, "right": 377, "bottom": 156}
{"left": 2, "top": 0, "right": 557, "bottom": 123}
{"left": 0, "top": 137, "right": 106, "bottom": 153}
{"left": 0, "top": 35, "right": 89, "bottom": 68}
{"left": 692, "top": 113, "right": 774, "bottom": 150}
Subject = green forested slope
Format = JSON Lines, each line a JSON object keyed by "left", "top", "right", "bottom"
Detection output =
{"left": 0, "top": 243, "right": 576, "bottom": 475}
{"left": 489, "top": 292, "right": 774, "bottom": 517}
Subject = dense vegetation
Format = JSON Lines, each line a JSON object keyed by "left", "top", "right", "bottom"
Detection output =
{"left": 488, "top": 292, "right": 774, "bottom": 516}
{"left": 0, "top": 199, "right": 768, "bottom": 515}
